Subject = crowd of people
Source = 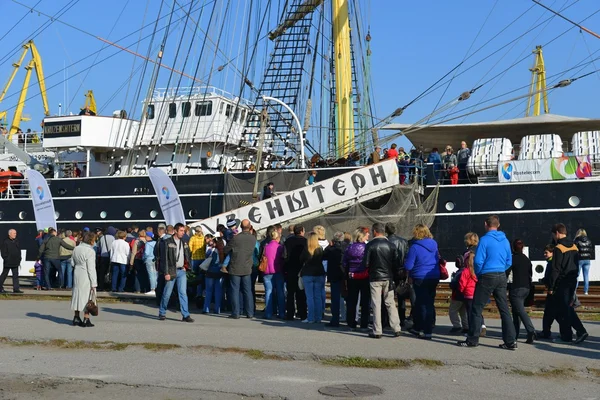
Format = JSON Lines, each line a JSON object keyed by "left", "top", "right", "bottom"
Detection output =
{"left": 369, "top": 141, "right": 472, "bottom": 185}
{"left": 0, "top": 215, "right": 591, "bottom": 347}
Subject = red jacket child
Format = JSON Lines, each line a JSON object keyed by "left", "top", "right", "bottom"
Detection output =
{"left": 459, "top": 253, "right": 478, "bottom": 299}
{"left": 448, "top": 165, "right": 459, "bottom": 185}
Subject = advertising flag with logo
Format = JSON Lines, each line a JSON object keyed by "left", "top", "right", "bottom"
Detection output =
{"left": 26, "top": 169, "right": 57, "bottom": 231}
{"left": 148, "top": 168, "right": 186, "bottom": 226}
{"left": 498, "top": 156, "right": 592, "bottom": 183}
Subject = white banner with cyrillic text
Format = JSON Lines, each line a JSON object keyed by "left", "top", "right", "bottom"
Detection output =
{"left": 148, "top": 168, "right": 186, "bottom": 226}
{"left": 26, "top": 169, "right": 57, "bottom": 231}
{"left": 193, "top": 159, "right": 400, "bottom": 234}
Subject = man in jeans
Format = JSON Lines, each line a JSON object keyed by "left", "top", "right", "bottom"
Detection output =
{"left": 549, "top": 223, "right": 588, "bottom": 344}
{"left": 223, "top": 219, "right": 256, "bottom": 319}
{"left": 158, "top": 223, "right": 194, "bottom": 323}
{"left": 364, "top": 223, "right": 402, "bottom": 339}
{"left": 457, "top": 215, "right": 517, "bottom": 349}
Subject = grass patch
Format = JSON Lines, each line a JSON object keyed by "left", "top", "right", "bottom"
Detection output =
{"left": 511, "top": 368, "right": 576, "bottom": 379}
{"left": 141, "top": 343, "right": 181, "bottom": 351}
{"left": 321, "top": 356, "right": 411, "bottom": 369}
{"left": 0, "top": 337, "right": 183, "bottom": 352}
{"left": 537, "top": 368, "right": 576, "bottom": 378}
{"left": 512, "top": 369, "right": 535, "bottom": 377}
{"left": 412, "top": 358, "right": 444, "bottom": 368}
{"left": 587, "top": 368, "right": 600, "bottom": 377}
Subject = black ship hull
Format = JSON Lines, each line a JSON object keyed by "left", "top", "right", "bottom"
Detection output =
{"left": 2, "top": 168, "right": 600, "bottom": 283}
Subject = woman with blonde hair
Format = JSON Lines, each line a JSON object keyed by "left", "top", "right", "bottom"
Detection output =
{"left": 343, "top": 227, "right": 370, "bottom": 330}
{"left": 263, "top": 230, "right": 286, "bottom": 319}
{"left": 574, "top": 228, "right": 594, "bottom": 295}
{"left": 404, "top": 224, "right": 440, "bottom": 340}
{"left": 462, "top": 232, "right": 487, "bottom": 337}
{"left": 110, "top": 230, "right": 130, "bottom": 292}
{"left": 299, "top": 232, "right": 326, "bottom": 323}
{"left": 71, "top": 232, "right": 98, "bottom": 327}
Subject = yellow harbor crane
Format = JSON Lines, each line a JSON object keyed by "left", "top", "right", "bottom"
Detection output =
{"left": 0, "top": 40, "right": 50, "bottom": 140}
{"left": 525, "top": 45, "right": 549, "bottom": 117}
{"left": 81, "top": 89, "right": 97, "bottom": 115}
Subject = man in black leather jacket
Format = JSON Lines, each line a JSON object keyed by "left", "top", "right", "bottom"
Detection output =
{"left": 363, "top": 223, "right": 402, "bottom": 338}
{"left": 385, "top": 222, "right": 413, "bottom": 328}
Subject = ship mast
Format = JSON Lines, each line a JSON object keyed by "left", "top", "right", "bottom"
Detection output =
{"left": 525, "top": 45, "right": 548, "bottom": 117}
{"left": 266, "top": 0, "right": 356, "bottom": 160}
{"left": 332, "top": 0, "right": 355, "bottom": 158}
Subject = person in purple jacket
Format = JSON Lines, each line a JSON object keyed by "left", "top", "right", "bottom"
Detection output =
{"left": 404, "top": 224, "right": 440, "bottom": 340}
{"left": 343, "top": 227, "right": 370, "bottom": 330}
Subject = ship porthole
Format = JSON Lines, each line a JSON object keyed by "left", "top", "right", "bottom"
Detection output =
{"left": 55, "top": 211, "right": 60, "bottom": 219}
{"left": 535, "top": 265, "right": 545, "bottom": 274}
{"left": 100, "top": 211, "right": 107, "bottom": 219}
{"left": 150, "top": 210, "right": 158, "bottom": 218}
{"left": 0, "top": 211, "right": 3, "bottom": 219}
{"left": 444, "top": 202, "right": 455, "bottom": 211}
{"left": 513, "top": 198, "right": 525, "bottom": 209}
{"left": 75, "top": 211, "right": 83, "bottom": 220}
{"left": 568, "top": 196, "right": 580, "bottom": 207}
{"left": 19, "top": 211, "right": 26, "bottom": 220}
{"left": 189, "top": 209, "right": 198, "bottom": 218}
{"left": 124, "top": 210, "right": 132, "bottom": 219}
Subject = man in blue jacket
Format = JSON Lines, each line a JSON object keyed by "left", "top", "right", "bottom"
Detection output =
{"left": 457, "top": 215, "right": 517, "bottom": 350}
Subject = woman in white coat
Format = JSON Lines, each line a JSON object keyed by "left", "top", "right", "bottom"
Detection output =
{"left": 71, "top": 232, "right": 98, "bottom": 327}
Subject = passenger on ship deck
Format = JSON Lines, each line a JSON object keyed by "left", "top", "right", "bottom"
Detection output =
{"left": 262, "top": 182, "right": 275, "bottom": 199}
{"left": 443, "top": 146, "right": 457, "bottom": 170}
{"left": 427, "top": 147, "right": 442, "bottom": 182}
{"left": 457, "top": 141, "right": 471, "bottom": 183}
{"left": 448, "top": 164, "right": 459, "bottom": 185}
{"left": 387, "top": 143, "right": 399, "bottom": 160}
{"left": 79, "top": 106, "right": 96, "bottom": 116}
{"left": 369, "top": 146, "right": 381, "bottom": 164}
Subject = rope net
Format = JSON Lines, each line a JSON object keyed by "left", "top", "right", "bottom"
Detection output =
{"left": 223, "top": 173, "right": 440, "bottom": 238}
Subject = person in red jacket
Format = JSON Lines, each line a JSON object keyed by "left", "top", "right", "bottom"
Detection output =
{"left": 386, "top": 143, "right": 399, "bottom": 160}
{"left": 459, "top": 250, "right": 478, "bottom": 315}
{"left": 448, "top": 164, "right": 459, "bottom": 185}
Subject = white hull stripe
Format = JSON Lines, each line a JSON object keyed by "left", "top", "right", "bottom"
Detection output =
{"left": 436, "top": 206, "right": 600, "bottom": 217}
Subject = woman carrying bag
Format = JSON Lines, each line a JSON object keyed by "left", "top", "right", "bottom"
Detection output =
{"left": 71, "top": 232, "right": 98, "bottom": 327}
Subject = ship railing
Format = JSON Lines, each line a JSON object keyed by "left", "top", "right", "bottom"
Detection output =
{"left": 0, "top": 180, "right": 30, "bottom": 200}
{"left": 0, "top": 133, "right": 44, "bottom": 153}
{"left": 151, "top": 86, "right": 253, "bottom": 106}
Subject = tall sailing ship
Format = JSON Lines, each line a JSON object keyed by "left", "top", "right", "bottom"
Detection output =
{"left": 0, "top": 1, "right": 599, "bottom": 281}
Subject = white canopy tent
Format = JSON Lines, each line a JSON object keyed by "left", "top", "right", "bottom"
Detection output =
{"left": 381, "top": 114, "right": 600, "bottom": 150}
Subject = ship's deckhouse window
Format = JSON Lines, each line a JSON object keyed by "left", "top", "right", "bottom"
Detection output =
{"left": 182, "top": 102, "right": 191, "bottom": 118}
{"left": 195, "top": 100, "right": 212, "bottom": 117}
{"left": 169, "top": 103, "right": 177, "bottom": 118}
{"left": 147, "top": 104, "right": 155, "bottom": 120}
{"left": 240, "top": 109, "right": 246, "bottom": 123}
{"left": 233, "top": 107, "right": 240, "bottom": 122}
{"left": 225, "top": 104, "right": 232, "bottom": 118}
{"left": 219, "top": 102, "right": 224, "bottom": 114}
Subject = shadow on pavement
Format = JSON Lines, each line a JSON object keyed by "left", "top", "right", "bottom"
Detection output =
{"left": 26, "top": 312, "right": 72, "bottom": 325}
{"left": 101, "top": 307, "right": 158, "bottom": 320}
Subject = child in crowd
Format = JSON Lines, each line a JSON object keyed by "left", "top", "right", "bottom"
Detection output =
{"left": 448, "top": 255, "right": 468, "bottom": 334}
{"left": 459, "top": 250, "right": 478, "bottom": 320}
{"left": 463, "top": 232, "right": 487, "bottom": 336}
{"left": 448, "top": 163, "right": 459, "bottom": 185}
{"left": 539, "top": 244, "right": 556, "bottom": 339}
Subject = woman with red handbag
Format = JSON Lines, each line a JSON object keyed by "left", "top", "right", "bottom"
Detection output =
{"left": 404, "top": 224, "right": 440, "bottom": 340}
{"left": 70, "top": 232, "right": 98, "bottom": 327}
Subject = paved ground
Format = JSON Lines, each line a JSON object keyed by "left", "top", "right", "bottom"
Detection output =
{"left": 0, "top": 299, "right": 598, "bottom": 399}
